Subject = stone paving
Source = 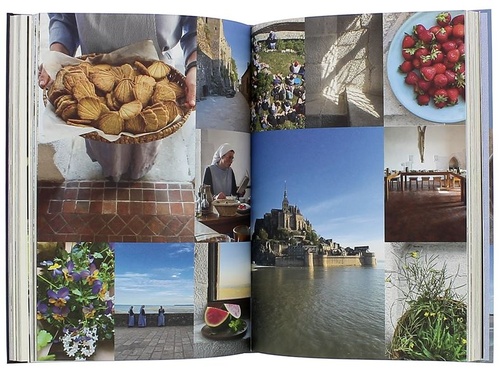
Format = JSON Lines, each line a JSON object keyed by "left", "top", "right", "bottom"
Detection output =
{"left": 196, "top": 92, "right": 250, "bottom": 132}
{"left": 114, "top": 326, "right": 194, "bottom": 361}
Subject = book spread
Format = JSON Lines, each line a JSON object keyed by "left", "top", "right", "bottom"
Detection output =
{"left": 5, "top": 9, "right": 493, "bottom": 365}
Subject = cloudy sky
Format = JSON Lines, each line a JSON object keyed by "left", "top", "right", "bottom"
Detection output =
{"left": 114, "top": 243, "right": 194, "bottom": 307}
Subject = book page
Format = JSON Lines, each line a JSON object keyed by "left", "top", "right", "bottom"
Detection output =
{"left": 248, "top": 10, "right": 490, "bottom": 362}
{"left": 31, "top": 13, "right": 253, "bottom": 362}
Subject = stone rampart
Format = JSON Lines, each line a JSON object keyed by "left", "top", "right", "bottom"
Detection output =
{"left": 115, "top": 313, "right": 193, "bottom": 327}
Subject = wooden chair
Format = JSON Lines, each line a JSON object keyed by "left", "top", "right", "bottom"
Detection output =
{"left": 408, "top": 176, "right": 419, "bottom": 190}
{"left": 421, "top": 176, "right": 431, "bottom": 190}
{"left": 432, "top": 176, "right": 443, "bottom": 189}
{"left": 389, "top": 175, "right": 400, "bottom": 191}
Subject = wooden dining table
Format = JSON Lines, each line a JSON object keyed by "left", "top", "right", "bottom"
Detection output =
{"left": 196, "top": 212, "right": 251, "bottom": 238}
{"left": 396, "top": 170, "right": 466, "bottom": 203}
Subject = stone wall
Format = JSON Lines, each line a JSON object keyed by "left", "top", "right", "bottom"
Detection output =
{"left": 305, "top": 13, "right": 384, "bottom": 127}
{"left": 278, "top": 253, "right": 374, "bottom": 267}
{"left": 115, "top": 313, "right": 193, "bottom": 327}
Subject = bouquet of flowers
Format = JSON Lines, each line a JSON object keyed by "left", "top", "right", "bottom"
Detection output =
{"left": 36, "top": 242, "right": 115, "bottom": 360}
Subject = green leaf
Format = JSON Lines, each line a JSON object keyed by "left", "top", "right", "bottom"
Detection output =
{"left": 37, "top": 330, "right": 53, "bottom": 351}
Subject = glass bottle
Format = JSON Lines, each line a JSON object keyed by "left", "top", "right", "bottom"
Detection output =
{"left": 201, "top": 184, "right": 213, "bottom": 213}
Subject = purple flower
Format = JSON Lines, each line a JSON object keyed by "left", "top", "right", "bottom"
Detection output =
{"left": 83, "top": 304, "right": 96, "bottom": 319}
{"left": 47, "top": 287, "right": 70, "bottom": 307}
{"left": 52, "top": 305, "right": 69, "bottom": 322}
{"left": 105, "top": 299, "right": 114, "bottom": 315}
{"left": 37, "top": 301, "right": 49, "bottom": 320}
{"left": 91, "top": 280, "right": 103, "bottom": 295}
{"left": 61, "top": 261, "right": 83, "bottom": 282}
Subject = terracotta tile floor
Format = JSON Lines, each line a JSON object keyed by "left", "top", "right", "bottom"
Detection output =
{"left": 37, "top": 180, "right": 195, "bottom": 242}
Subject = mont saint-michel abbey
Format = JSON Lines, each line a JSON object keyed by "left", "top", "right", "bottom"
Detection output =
{"left": 257, "top": 186, "right": 310, "bottom": 237}
{"left": 252, "top": 186, "right": 377, "bottom": 267}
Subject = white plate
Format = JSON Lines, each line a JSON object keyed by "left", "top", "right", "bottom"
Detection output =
{"left": 387, "top": 11, "right": 465, "bottom": 123}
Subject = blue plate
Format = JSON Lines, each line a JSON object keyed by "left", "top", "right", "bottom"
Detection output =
{"left": 387, "top": 11, "right": 465, "bottom": 123}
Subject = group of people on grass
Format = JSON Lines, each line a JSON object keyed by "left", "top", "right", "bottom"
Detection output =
{"left": 250, "top": 38, "right": 306, "bottom": 131}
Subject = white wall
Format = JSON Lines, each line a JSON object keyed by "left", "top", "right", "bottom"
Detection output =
{"left": 384, "top": 124, "right": 466, "bottom": 172}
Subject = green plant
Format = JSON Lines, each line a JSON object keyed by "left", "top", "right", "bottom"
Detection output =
{"left": 37, "top": 242, "right": 115, "bottom": 360}
{"left": 387, "top": 249, "right": 467, "bottom": 361}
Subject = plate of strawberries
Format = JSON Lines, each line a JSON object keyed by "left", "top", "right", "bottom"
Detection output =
{"left": 387, "top": 11, "right": 466, "bottom": 123}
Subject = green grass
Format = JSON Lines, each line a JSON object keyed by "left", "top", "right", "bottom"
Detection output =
{"left": 258, "top": 50, "right": 305, "bottom": 75}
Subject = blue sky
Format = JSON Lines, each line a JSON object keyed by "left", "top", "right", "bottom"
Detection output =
{"left": 223, "top": 19, "right": 251, "bottom": 80}
{"left": 114, "top": 243, "right": 194, "bottom": 306}
{"left": 251, "top": 127, "right": 385, "bottom": 259}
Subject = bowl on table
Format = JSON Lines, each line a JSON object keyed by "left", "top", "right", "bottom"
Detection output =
{"left": 212, "top": 199, "right": 240, "bottom": 216}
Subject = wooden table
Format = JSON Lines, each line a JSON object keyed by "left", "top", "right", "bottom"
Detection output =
{"left": 399, "top": 171, "right": 450, "bottom": 190}
{"left": 196, "top": 212, "right": 251, "bottom": 237}
{"left": 395, "top": 170, "right": 466, "bottom": 204}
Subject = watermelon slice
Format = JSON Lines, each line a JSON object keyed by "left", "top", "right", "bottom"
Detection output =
{"left": 204, "top": 306, "right": 230, "bottom": 327}
{"left": 224, "top": 303, "right": 241, "bottom": 319}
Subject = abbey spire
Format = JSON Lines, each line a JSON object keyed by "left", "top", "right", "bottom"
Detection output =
{"left": 282, "top": 181, "right": 289, "bottom": 213}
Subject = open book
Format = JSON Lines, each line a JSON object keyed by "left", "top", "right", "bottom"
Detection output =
{"left": 5, "top": 8, "right": 493, "bottom": 365}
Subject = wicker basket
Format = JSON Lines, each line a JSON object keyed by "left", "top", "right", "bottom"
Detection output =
{"left": 212, "top": 199, "right": 240, "bottom": 217}
{"left": 45, "top": 53, "right": 193, "bottom": 144}
{"left": 389, "top": 298, "right": 467, "bottom": 360}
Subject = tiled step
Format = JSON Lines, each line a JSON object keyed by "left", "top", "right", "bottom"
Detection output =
{"left": 37, "top": 180, "right": 195, "bottom": 242}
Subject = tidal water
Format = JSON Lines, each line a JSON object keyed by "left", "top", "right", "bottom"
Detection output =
{"left": 251, "top": 265, "right": 386, "bottom": 359}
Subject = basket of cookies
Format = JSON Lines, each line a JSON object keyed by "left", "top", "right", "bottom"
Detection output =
{"left": 42, "top": 42, "right": 192, "bottom": 144}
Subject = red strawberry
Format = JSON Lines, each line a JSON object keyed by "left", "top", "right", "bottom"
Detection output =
{"left": 433, "top": 62, "right": 447, "bottom": 74}
{"left": 452, "top": 24, "right": 465, "bottom": 39}
{"left": 399, "top": 60, "right": 414, "bottom": 73}
{"left": 441, "top": 40, "right": 457, "bottom": 53}
{"left": 402, "top": 49, "right": 415, "bottom": 61}
{"left": 419, "top": 54, "right": 433, "bottom": 67}
{"left": 444, "top": 69, "right": 457, "bottom": 84}
{"left": 452, "top": 14, "right": 465, "bottom": 25}
{"left": 405, "top": 71, "right": 420, "bottom": 86}
{"left": 433, "top": 88, "right": 449, "bottom": 108}
{"left": 443, "top": 56, "right": 456, "bottom": 70}
{"left": 433, "top": 73, "right": 448, "bottom": 88}
{"left": 447, "top": 87, "right": 460, "bottom": 105}
{"left": 402, "top": 33, "right": 416, "bottom": 49}
{"left": 429, "top": 25, "right": 441, "bottom": 35}
{"left": 420, "top": 66, "right": 437, "bottom": 81}
{"left": 454, "top": 61, "right": 465, "bottom": 74}
{"left": 417, "top": 93, "right": 431, "bottom": 106}
{"left": 414, "top": 47, "right": 430, "bottom": 59}
{"left": 436, "top": 12, "right": 452, "bottom": 26}
{"left": 414, "top": 24, "right": 434, "bottom": 44}
{"left": 430, "top": 49, "right": 444, "bottom": 64}
{"left": 459, "top": 86, "right": 466, "bottom": 100}
{"left": 416, "top": 78, "right": 432, "bottom": 94}
{"left": 457, "top": 43, "right": 466, "bottom": 58}
{"left": 435, "top": 26, "right": 452, "bottom": 43}
{"left": 414, "top": 24, "right": 427, "bottom": 36}
{"left": 446, "top": 49, "right": 461, "bottom": 63}
{"left": 412, "top": 57, "right": 422, "bottom": 69}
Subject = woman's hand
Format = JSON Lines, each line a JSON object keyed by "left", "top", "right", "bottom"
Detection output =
{"left": 38, "top": 43, "right": 70, "bottom": 89}
{"left": 38, "top": 64, "right": 52, "bottom": 89}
